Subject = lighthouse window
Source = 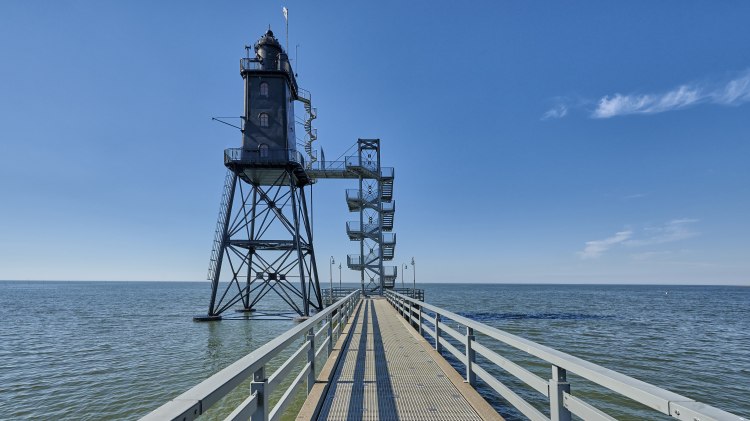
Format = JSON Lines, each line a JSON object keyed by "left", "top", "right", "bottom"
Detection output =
{"left": 259, "top": 113, "right": 269, "bottom": 127}
{"left": 259, "top": 144, "right": 269, "bottom": 158}
{"left": 259, "top": 82, "right": 269, "bottom": 97}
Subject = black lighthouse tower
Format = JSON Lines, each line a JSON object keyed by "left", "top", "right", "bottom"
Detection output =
{"left": 195, "top": 30, "right": 323, "bottom": 321}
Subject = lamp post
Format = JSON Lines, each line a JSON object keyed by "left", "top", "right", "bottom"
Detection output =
{"left": 329, "top": 256, "right": 335, "bottom": 305}
{"left": 338, "top": 262, "right": 342, "bottom": 288}
{"left": 411, "top": 257, "right": 416, "bottom": 295}
{"left": 402, "top": 263, "right": 407, "bottom": 288}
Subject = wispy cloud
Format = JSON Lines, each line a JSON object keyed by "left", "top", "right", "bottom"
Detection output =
{"left": 541, "top": 104, "right": 568, "bottom": 120}
{"left": 593, "top": 85, "right": 702, "bottom": 118}
{"left": 578, "top": 230, "right": 633, "bottom": 259}
{"left": 578, "top": 219, "right": 699, "bottom": 259}
{"left": 624, "top": 218, "right": 699, "bottom": 246}
{"left": 623, "top": 193, "right": 647, "bottom": 200}
{"left": 544, "top": 69, "right": 750, "bottom": 119}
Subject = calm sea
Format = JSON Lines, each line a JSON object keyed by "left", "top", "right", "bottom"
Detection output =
{"left": 0, "top": 282, "right": 747, "bottom": 420}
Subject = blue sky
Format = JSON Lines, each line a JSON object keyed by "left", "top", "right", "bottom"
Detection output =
{"left": 0, "top": 1, "right": 748, "bottom": 284}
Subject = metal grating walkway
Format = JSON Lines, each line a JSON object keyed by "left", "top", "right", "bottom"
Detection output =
{"left": 314, "top": 298, "right": 494, "bottom": 421}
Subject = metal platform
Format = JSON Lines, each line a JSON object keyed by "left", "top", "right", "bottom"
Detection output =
{"left": 301, "top": 298, "right": 502, "bottom": 421}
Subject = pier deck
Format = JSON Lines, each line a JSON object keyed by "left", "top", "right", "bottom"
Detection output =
{"left": 298, "top": 297, "right": 502, "bottom": 421}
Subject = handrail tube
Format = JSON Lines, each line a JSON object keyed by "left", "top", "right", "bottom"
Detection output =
{"left": 473, "top": 365, "right": 549, "bottom": 421}
{"left": 142, "top": 291, "right": 359, "bottom": 421}
{"left": 471, "top": 340, "right": 548, "bottom": 397}
{"left": 268, "top": 363, "right": 311, "bottom": 421}
{"left": 423, "top": 325, "right": 436, "bottom": 341}
{"left": 438, "top": 335, "right": 465, "bottom": 363}
{"left": 314, "top": 320, "right": 329, "bottom": 341}
{"left": 386, "top": 290, "right": 744, "bottom": 421}
{"left": 437, "top": 321, "right": 464, "bottom": 343}
{"left": 266, "top": 341, "right": 309, "bottom": 392}
{"left": 562, "top": 392, "right": 616, "bottom": 421}
{"left": 315, "top": 336, "right": 330, "bottom": 360}
{"left": 224, "top": 392, "right": 258, "bottom": 421}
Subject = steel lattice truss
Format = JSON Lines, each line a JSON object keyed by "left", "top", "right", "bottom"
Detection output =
{"left": 206, "top": 169, "right": 323, "bottom": 318}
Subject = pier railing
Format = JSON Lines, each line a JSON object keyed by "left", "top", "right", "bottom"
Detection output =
{"left": 141, "top": 291, "right": 360, "bottom": 421}
{"left": 385, "top": 290, "right": 745, "bottom": 421}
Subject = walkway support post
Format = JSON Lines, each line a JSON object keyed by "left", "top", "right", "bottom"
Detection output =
{"left": 327, "top": 314, "right": 333, "bottom": 355}
{"left": 250, "top": 366, "right": 268, "bottom": 421}
{"left": 465, "top": 326, "right": 476, "bottom": 387}
{"left": 550, "top": 365, "right": 571, "bottom": 421}
{"left": 307, "top": 329, "right": 316, "bottom": 393}
{"left": 418, "top": 305, "right": 423, "bottom": 335}
{"left": 435, "top": 313, "right": 442, "bottom": 353}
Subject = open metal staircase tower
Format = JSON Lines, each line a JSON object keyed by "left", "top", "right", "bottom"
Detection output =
{"left": 305, "top": 139, "right": 397, "bottom": 295}
{"left": 344, "top": 140, "right": 397, "bottom": 294}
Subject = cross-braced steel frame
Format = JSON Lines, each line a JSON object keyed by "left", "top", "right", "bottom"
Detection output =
{"left": 202, "top": 168, "right": 323, "bottom": 319}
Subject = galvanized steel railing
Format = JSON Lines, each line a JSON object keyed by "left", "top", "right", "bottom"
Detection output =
{"left": 141, "top": 291, "right": 360, "bottom": 421}
{"left": 385, "top": 290, "right": 745, "bottom": 421}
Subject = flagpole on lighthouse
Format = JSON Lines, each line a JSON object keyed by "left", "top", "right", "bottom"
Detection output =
{"left": 282, "top": 7, "right": 289, "bottom": 53}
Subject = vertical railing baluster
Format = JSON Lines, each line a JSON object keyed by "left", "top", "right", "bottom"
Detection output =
{"left": 435, "top": 313, "right": 442, "bottom": 353}
{"left": 550, "top": 365, "right": 571, "bottom": 421}
{"left": 418, "top": 305, "right": 423, "bottom": 335}
{"left": 465, "top": 326, "right": 476, "bottom": 386}
{"left": 307, "top": 329, "right": 316, "bottom": 393}
{"left": 336, "top": 305, "right": 342, "bottom": 336}
{"left": 250, "top": 366, "right": 267, "bottom": 421}
{"left": 327, "top": 314, "right": 333, "bottom": 355}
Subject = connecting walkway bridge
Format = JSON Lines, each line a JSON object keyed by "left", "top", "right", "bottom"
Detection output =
{"left": 143, "top": 292, "right": 745, "bottom": 421}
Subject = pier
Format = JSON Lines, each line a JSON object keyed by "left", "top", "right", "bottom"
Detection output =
{"left": 298, "top": 297, "right": 500, "bottom": 420}
{"left": 143, "top": 292, "right": 745, "bottom": 421}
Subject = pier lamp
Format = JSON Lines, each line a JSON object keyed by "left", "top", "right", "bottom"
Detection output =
{"left": 402, "top": 263, "right": 408, "bottom": 288}
{"left": 329, "top": 256, "right": 335, "bottom": 304}
{"left": 338, "top": 262, "right": 342, "bottom": 288}
{"left": 411, "top": 257, "right": 415, "bottom": 295}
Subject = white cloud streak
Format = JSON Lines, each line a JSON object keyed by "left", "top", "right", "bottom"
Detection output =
{"left": 624, "top": 218, "right": 698, "bottom": 246}
{"left": 541, "top": 104, "right": 568, "bottom": 120}
{"left": 592, "top": 70, "right": 750, "bottom": 118}
{"left": 579, "top": 219, "right": 699, "bottom": 260}
{"left": 578, "top": 230, "right": 632, "bottom": 260}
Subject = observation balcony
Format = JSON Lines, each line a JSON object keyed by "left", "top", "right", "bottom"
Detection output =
{"left": 224, "top": 148, "right": 310, "bottom": 186}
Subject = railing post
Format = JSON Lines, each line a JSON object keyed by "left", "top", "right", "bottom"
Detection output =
{"left": 465, "top": 326, "right": 476, "bottom": 386}
{"left": 336, "top": 305, "right": 342, "bottom": 336}
{"left": 550, "top": 365, "right": 571, "bottom": 421}
{"left": 435, "top": 313, "right": 442, "bottom": 353}
{"left": 307, "top": 329, "right": 316, "bottom": 393}
{"left": 418, "top": 305, "right": 423, "bottom": 335}
{"left": 250, "top": 366, "right": 268, "bottom": 421}
{"left": 327, "top": 314, "right": 333, "bottom": 355}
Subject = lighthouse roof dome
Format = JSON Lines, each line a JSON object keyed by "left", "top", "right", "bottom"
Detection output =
{"left": 256, "top": 29, "right": 282, "bottom": 51}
